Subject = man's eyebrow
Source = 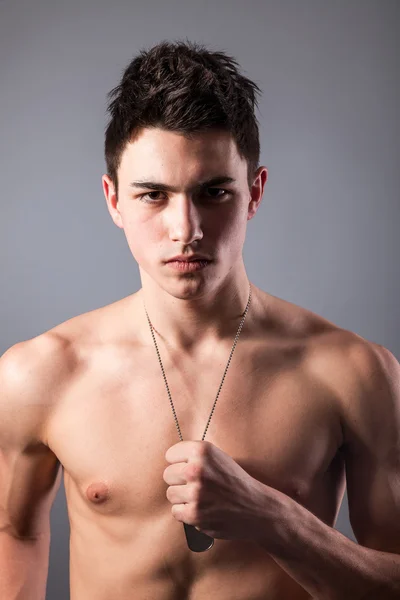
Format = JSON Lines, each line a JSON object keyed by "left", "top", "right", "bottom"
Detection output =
{"left": 128, "top": 176, "right": 236, "bottom": 193}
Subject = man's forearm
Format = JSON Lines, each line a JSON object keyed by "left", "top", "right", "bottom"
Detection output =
{"left": 256, "top": 486, "right": 400, "bottom": 600}
{"left": 0, "top": 531, "right": 50, "bottom": 599}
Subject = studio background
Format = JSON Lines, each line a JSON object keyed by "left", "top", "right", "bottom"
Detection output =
{"left": 0, "top": 0, "right": 399, "bottom": 598}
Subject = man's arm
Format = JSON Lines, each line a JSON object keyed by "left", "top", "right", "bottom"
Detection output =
{"left": 256, "top": 338, "right": 400, "bottom": 600}
{"left": 0, "top": 336, "right": 65, "bottom": 599}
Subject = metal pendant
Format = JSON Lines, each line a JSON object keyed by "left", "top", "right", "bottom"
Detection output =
{"left": 183, "top": 522, "right": 214, "bottom": 552}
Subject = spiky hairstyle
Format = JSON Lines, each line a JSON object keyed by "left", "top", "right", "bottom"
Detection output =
{"left": 104, "top": 39, "right": 262, "bottom": 196}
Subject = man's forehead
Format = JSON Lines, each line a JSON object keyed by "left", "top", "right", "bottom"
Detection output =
{"left": 129, "top": 126, "right": 235, "bottom": 145}
{"left": 124, "top": 127, "right": 239, "bottom": 157}
{"left": 120, "top": 127, "right": 245, "bottom": 177}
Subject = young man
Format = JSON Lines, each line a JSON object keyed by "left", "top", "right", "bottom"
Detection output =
{"left": 1, "top": 40, "right": 399, "bottom": 600}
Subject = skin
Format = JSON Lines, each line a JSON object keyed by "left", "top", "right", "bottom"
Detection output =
{"left": 105, "top": 126, "right": 266, "bottom": 353}
{"left": 0, "top": 127, "right": 396, "bottom": 599}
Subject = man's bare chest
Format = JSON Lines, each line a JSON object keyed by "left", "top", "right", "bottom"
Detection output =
{"left": 46, "top": 337, "right": 345, "bottom": 527}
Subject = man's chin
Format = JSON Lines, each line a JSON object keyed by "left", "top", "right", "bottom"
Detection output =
{"left": 156, "top": 274, "right": 212, "bottom": 300}
{"left": 138, "top": 265, "right": 214, "bottom": 299}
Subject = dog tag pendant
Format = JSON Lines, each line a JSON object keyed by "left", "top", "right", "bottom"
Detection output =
{"left": 183, "top": 523, "right": 214, "bottom": 552}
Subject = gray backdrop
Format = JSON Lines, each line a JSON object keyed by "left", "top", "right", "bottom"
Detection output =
{"left": 1, "top": 0, "right": 399, "bottom": 598}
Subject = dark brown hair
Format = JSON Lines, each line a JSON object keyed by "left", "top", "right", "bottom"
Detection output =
{"left": 104, "top": 39, "right": 262, "bottom": 197}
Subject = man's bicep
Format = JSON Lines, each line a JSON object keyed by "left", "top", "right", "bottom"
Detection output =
{"left": 0, "top": 341, "right": 63, "bottom": 540}
{"left": 344, "top": 343, "right": 400, "bottom": 554}
{"left": 345, "top": 441, "right": 400, "bottom": 553}
{"left": 0, "top": 441, "right": 62, "bottom": 541}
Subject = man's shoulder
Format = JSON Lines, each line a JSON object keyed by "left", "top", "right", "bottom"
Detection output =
{"left": 295, "top": 312, "right": 399, "bottom": 447}
{"left": 1, "top": 294, "right": 135, "bottom": 409}
{"left": 1, "top": 330, "right": 74, "bottom": 388}
{"left": 261, "top": 289, "right": 383, "bottom": 349}
{"left": 0, "top": 332, "right": 74, "bottom": 449}
{"left": 0, "top": 294, "right": 138, "bottom": 450}
{"left": 262, "top": 289, "right": 398, "bottom": 397}
{"left": 304, "top": 319, "right": 397, "bottom": 390}
{"left": 259, "top": 289, "right": 347, "bottom": 341}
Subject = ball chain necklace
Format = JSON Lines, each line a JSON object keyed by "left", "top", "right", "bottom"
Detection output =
{"left": 143, "top": 282, "right": 252, "bottom": 552}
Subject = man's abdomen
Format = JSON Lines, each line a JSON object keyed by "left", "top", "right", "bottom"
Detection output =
{"left": 68, "top": 520, "right": 313, "bottom": 600}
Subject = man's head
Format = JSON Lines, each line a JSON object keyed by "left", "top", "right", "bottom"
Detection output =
{"left": 102, "top": 40, "right": 267, "bottom": 299}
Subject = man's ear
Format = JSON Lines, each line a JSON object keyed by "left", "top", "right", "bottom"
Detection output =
{"left": 247, "top": 166, "right": 268, "bottom": 221}
{"left": 102, "top": 174, "right": 124, "bottom": 229}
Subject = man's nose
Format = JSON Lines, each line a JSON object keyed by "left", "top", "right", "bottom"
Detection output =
{"left": 167, "top": 197, "right": 204, "bottom": 244}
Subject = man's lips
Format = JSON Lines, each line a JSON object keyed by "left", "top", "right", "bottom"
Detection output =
{"left": 166, "top": 259, "right": 212, "bottom": 271}
{"left": 165, "top": 255, "right": 212, "bottom": 262}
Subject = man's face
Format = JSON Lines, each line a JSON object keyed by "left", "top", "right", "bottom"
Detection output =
{"left": 103, "top": 127, "right": 266, "bottom": 299}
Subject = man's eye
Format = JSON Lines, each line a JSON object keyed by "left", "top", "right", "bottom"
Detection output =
{"left": 206, "top": 188, "right": 228, "bottom": 199}
{"left": 139, "top": 191, "right": 165, "bottom": 203}
{"left": 138, "top": 188, "right": 229, "bottom": 204}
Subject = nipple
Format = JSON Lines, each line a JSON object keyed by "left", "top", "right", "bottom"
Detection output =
{"left": 86, "top": 481, "right": 110, "bottom": 504}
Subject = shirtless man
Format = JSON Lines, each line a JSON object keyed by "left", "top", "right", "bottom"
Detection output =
{"left": 1, "top": 40, "right": 400, "bottom": 600}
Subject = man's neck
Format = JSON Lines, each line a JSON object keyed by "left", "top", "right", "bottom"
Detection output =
{"left": 136, "top": 273, "right": 253, "bottom": 356}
